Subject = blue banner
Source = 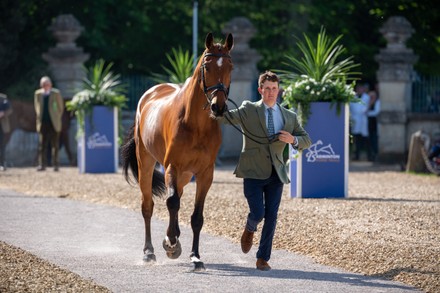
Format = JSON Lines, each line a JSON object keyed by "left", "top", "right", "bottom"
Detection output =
{"left": 290, "top": 102, "right": 349, "bottom": 198}
{"left": 78, "top": 106, "right": 118, "bottom": 173}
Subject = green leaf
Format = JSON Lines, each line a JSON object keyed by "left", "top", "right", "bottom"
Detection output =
{"left": 276, "top": 27, "right": 361, "bottom": 124}
{"left": 66, "top": 59, "right": 127, "bottom": 141}
{"left": 152, "top": 47, "right": 193, "bottom": 84}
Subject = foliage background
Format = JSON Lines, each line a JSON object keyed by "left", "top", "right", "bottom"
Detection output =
{"left": 1, "top": 0, "right": 439, "bottom": 100}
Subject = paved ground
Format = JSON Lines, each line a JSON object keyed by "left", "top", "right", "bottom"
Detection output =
{"left": 0, "top": 188, "right": 419, "bottom": 293}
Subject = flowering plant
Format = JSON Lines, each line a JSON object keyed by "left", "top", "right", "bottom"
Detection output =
{"left": 278, "top": 27, "right": 360, "bottom": 124}
{"left": 283, "top": 75, "right": 357, "bottom": 124}
{"left": 67, "top": 59, "right": 127, "bottom": 136}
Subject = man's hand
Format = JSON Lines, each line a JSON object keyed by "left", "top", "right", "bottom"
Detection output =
{"left": 278, "top": 130, "right": 295, "bottom": 144}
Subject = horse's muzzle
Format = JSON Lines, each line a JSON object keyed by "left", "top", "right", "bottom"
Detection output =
{"left": 211, "top": 102, "right": 228, "bottom": 117}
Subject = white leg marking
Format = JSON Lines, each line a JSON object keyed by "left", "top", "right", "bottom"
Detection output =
{"left": 165, "top": 236, "right": 178, "bottom": 248}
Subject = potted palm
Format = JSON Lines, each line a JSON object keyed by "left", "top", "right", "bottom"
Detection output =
{"left": 151, "top": 46, "right": 193, "bottom": 84}
{"left": 278, "top": 27, "right": 360, "bottom": 198}
{"left": 67, "top": 59, "right": 127, "bottom": 173}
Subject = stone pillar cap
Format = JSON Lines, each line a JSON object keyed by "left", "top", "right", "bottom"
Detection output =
{"left": 48, "top": 14, "right": 84, "bottom": 44}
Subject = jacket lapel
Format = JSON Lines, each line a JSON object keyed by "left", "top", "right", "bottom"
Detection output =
{"left": 256, "top": 100, "right": 268, "bottom": 135}
{"left": 280, "top": 106, "right": 294, "bottom": 132}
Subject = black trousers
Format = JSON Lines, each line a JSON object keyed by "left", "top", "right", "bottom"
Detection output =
{"left": 38, "top": 123, "right": 60, "bottom": 168}
{"left": 353, "top": 134, "right": 371, "bottom": 160}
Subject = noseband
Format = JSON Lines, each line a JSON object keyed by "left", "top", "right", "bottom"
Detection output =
{"left": 200, "top": 52, "right": 231, "bottom": 110}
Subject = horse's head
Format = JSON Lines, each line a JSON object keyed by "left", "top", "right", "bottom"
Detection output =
{"left": 199, "top": 32, "right": 234, "bottom": 118}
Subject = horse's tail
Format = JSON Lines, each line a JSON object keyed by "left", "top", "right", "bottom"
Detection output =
{"left": 152, "top": 166, "right": 166, "bottom": 198}
{"left": 121, "top": 123, "right": 166, "bottom": 198}
{"left": 121, "top": 124, "right": 139, "bottom": 184}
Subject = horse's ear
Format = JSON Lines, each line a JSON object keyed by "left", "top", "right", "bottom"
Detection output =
{"left": 224, "top": 33, "right": 233, "bottom": 51}
{"left": 205, "top": 33, "right": 214, "bottom": 49}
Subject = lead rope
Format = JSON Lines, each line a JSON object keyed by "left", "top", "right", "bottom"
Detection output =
{"left": 224, "top": 98, "right": 279, "bottom": 145}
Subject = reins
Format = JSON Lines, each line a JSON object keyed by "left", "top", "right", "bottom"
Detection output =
{"left": 224, "top": 98, "right": 279, "bottom": 145}
{"left": 198, "top": 52, "right": 276, "bottom": 145}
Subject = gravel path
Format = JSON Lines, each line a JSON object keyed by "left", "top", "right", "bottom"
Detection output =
{"left": 0, "top": 165, "right": 439, "bottom": 292}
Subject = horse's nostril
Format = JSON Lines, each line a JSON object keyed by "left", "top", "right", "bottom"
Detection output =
{"left": 211, "top": 104, "right": 218, "bottom": 113}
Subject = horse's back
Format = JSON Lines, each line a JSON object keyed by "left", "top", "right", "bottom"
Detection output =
{"left": 135, "top": 83, "right": 183, "bottom": 162}
{"left": 138, "top": 83, "right": 181, "bottom": 112}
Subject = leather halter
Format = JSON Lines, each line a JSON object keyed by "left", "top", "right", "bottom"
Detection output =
{"left": 200, "top": 52, "right": 231, "bottom": 109}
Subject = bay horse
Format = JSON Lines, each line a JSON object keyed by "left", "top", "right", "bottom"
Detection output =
{"left": 122, "top": 33, "right": 233, "bottom": 271}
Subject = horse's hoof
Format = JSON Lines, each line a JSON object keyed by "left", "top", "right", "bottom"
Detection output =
{"left": 191, "top": 255, "right": 205, "bottom": 272}
{"left": 162, "top": 238, "right": 182, "bottom": 259}
{"left": 143, "top": 253, "right": 156, "bottom": 263}
{"left": 193, "top": 261, "right": 206, "bottom": 272}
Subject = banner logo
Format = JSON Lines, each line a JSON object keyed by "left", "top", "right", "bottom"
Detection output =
{"left": 305, "top": 140, "right": 340, "bottom": 162}
{"left": 87, "top": 132, "right": 112, "bottom": 149}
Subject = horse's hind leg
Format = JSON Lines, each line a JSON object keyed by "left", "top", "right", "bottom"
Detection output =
{"left": 137, "top": 150, "right": 157, "bottom": 262}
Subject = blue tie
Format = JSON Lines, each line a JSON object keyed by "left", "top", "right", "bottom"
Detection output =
{"left": 267, "top": 108, "right": 275, "bottom": 137}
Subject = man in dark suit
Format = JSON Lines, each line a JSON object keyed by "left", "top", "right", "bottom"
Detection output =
{"left": 222, "top": 71, "right": 311, "bottom": 271}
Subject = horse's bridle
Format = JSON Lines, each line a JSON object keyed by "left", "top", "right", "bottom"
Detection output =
{"left": 200, "top": 52, "right": 277, "bottom": 144}
{"left": 200, "top": 52, "right": 231, "bottom": 109}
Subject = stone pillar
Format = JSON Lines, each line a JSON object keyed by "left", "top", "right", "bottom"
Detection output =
{"left": 374, "top": 16, "right": 418, "bottom": 163}
{"left": 220, "top": 17, "right": 262, "bottom": 159}
{"left": 42, "top": 14, "right": 89, "bottom": 99}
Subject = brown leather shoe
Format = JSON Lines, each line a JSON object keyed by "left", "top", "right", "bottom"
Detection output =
{"left": 240, "top": 228, "right": 254, "bottom": 253}
{"left": 256, "top": 258, "right": 271, "bottom": 271}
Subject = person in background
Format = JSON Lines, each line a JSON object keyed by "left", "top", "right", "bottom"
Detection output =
{"left": 221, "top": 71, "right": 311, "bottom": 271}
{"left": 0, "top": 93, "right": 13, "bottom": 171}
{"left": 367, "top": 86, "right": 380, "bottom": 161}
{"left": 34, "top": 76, "right": 64, "bottom": 171}
{"left": 350, "top": 83, "right": 371, "bottom": 161}
{"left": 428, "top": 130, "right": 440, "bottom": 170}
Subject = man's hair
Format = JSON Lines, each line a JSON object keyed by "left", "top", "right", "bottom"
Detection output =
{"left": 40, "top": 76, "right": 52, "bottom": 87}
{"left": 258, "top": 71, "right": 280, "bottom": 88}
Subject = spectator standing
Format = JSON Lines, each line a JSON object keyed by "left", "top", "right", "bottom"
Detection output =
{"left": 428, "top": 130, "right": 440, "bottom": 169}
{"left": 350, "top": 83, "right": 371, "bottom": 161}
{"left": 367, "top": 88, "right": 380, "bottom": 161}
{"left": 34, "top": 76, "right": 64, "bottom": 171}
{"left": 0, "top": 93, "right": 12, "bottom": 171}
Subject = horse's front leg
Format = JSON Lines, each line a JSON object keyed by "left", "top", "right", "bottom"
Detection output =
{"left": 162, "top": 165, "right": 182, "bottom": 259}
{"left": 190, "top": 166, "right": 214, "bottom": 272}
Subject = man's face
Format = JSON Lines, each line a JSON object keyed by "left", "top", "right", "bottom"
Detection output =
{"left": 258, "top": 80, "right": 279, "bottom": 107}
{"left": 41, "top": 81, "right": 52, "bottom": 92}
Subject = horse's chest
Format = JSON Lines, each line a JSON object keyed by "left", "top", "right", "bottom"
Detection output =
{"left": 174, "top": 128, "right": 220, "bottom": 153}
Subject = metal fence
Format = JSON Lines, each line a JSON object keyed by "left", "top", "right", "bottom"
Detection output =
{"left": 122, "top": 74, "right": 156, "bottom": 111}
{"left": 412, "top": 75, "right": 440, "bottom": 113}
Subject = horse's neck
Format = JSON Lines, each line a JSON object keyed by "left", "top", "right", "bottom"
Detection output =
{"left": 182, "top": 78, "right": 214, "bottom": 129}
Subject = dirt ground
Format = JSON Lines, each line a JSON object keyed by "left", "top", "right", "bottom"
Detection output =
{"left": 0, "top": 165, "right": 439, "bottom": 292}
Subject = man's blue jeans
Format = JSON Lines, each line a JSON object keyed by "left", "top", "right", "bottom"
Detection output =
{"left": 243, "top": 167, "right": 284, "bottom": 261}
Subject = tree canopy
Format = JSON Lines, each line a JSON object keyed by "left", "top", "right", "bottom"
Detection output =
{"left": 1, "top": 0, "right": 438, "bottom": 99}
